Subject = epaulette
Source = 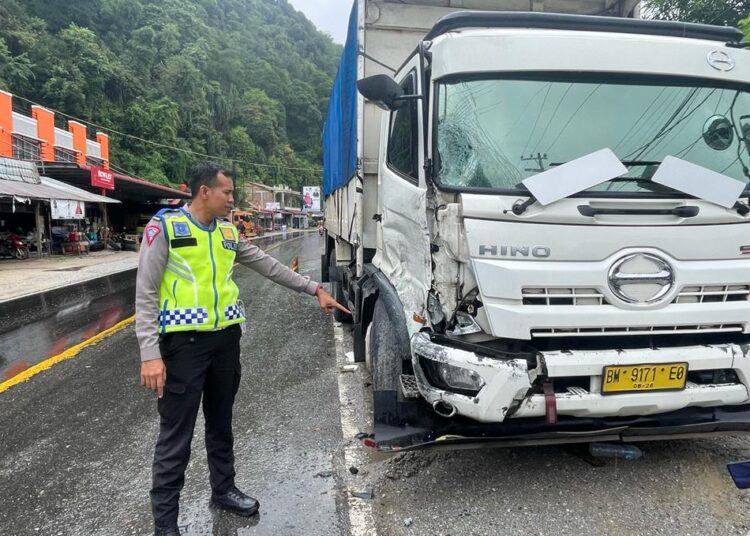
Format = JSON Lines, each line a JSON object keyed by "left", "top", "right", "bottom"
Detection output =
{"left": 153, "top": 207, "right": 182, "bottom": 221}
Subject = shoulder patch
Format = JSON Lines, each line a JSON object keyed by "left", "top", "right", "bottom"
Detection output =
{"left": 220, "top": 226, "right": 235, "bottom": 241}
{"left": 172, "top": 221, "right": 192, "bottom": 237}
{"left": 144, "top": 224, "right": 161, "bottom": 246}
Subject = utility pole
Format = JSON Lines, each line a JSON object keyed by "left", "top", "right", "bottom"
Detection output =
{"left": 521, "top": 152, "right": 548, "bottom": 173}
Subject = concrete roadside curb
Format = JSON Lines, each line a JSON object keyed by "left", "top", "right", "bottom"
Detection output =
{"left": 0, "top": 269, "right": 137, "bottom": 337}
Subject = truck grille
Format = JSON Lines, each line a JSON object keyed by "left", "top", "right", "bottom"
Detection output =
{"left": 673, "top": 285, "right": 750, "bottom": 303}
{"left": 531, "top": 324, "right": 744, "bottom": 337}
{"left": 523, "top": 285, "right": 750, "bottom": 306}
{"left": 522, "top": 287, "right": 606, "bottom": 306}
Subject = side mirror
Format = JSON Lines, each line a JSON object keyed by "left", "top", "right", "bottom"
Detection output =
{"left": 357, "top": 75, "right": 404, "bottom": 111}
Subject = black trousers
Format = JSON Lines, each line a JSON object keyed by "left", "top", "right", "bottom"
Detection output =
{"left": 150, "top": 324, "right": 242, "bottom": 527}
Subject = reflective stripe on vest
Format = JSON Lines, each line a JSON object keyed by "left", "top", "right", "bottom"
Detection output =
{"left": 157, "top": 209, "right": 245, "bottom": 334}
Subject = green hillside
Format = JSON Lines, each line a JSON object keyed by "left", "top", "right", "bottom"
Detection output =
{"left": 0, "top": 0, "right": 342, "bottom": 190}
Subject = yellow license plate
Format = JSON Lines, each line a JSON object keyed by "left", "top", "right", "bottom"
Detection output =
{"left": 601, "top": 363, "right": 688, "bottom": 395}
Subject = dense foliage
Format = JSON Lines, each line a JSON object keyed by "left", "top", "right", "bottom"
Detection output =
{"left": 644, "top": 0, "right": 749, "bottom": 34}
{"left": 0, "top": 0, "right": 342, "bottom": 192}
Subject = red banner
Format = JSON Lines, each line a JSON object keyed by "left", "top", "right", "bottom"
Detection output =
{"left": 90, "top": 166, "right": 115, "bottom": 190}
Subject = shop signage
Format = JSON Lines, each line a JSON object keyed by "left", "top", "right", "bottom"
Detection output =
{"left": 90, "top": 166, "right": 115, "bottom": 190}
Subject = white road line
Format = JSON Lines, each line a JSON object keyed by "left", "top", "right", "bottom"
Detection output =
{"left": 334, "top": 321, "right": 378, "bottom": 536}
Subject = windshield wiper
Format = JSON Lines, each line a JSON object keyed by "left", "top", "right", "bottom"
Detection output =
{"left": 510, "top": 195, "right": 537, "bottom": 215}
{"left": 578, "top": 205, "right": 700, "bottom": 218}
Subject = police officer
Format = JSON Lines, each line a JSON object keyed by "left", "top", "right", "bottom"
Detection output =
{"left": 135, "top": 162, "right": 348, "bottom": 536}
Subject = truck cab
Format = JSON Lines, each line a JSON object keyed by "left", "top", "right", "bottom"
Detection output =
{"left": 324, "top": 4, "right": 750, "bottom": 450}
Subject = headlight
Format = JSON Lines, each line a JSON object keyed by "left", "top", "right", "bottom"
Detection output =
{"left": 419, "top": 356, "right": 485, "bottom": 395}
{"left": 449, "top": 311, "right": 483, "bottom": 336}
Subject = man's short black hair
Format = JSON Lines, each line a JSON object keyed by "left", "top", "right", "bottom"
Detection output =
{"left": 188, "top": 161, "right": 227, "bottom": 198}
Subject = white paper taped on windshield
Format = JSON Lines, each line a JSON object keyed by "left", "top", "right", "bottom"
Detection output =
{"left": 652, "top": 156, "right": 744, "bottom": 209}
{"left": 522, "top": 148, "right": 628, "bottom": 206}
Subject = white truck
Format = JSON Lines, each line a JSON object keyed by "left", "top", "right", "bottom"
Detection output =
{"left": 322, "top": 0, "right": 750, "bottom": 450}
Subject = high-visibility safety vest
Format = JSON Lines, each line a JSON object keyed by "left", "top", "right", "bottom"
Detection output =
{"left": 156, "top": 208, "right": 245, "bottom": 334}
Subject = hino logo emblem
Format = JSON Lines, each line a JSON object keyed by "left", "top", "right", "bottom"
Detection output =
{"left": 608, "top": 253, "right": 674, "bottom": 305}
{"left": 478, "top": 245, "right": 551, "bottom": 258}
{"left": 707, "top": 50, "right": 735, "bottom": 72}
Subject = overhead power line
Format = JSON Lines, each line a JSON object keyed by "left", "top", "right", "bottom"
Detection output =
{"left": 10, "top": 93, "right": 323, "bottom": 175}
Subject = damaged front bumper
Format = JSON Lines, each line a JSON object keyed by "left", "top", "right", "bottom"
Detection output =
{"left": 371, "top": 331, "right": 750, "bottom": 451}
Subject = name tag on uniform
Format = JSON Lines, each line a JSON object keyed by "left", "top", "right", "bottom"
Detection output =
{"left": 171, "top": 238, "right": 197, "bottom": 248}
{"left": 172, "top": 222, "right": 192, "bottom": 237}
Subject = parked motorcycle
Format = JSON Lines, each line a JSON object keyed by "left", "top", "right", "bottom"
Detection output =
{"left": 106, "top": 237, "right": 122, "bottom": 251}
{"left": 0, "top": 233, "right": 30, "bottom": 260}
{"left": 107, "top": 232, "right": 138, "bottom": 252}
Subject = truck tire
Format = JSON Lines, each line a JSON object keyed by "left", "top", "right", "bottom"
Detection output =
{"left": 368, "top": 300, "right": 409, "bottom": 391}
{"left": 329, "top": 253, "right": 352, "bottom": 323}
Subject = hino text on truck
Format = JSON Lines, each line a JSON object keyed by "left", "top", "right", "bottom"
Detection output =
{"left": 321, "top": 0, "right": 750, "bottom": 451}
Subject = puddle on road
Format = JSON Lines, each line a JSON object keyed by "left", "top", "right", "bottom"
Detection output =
{"left": 178, "top": 508, "right": 261, "bottom": 536}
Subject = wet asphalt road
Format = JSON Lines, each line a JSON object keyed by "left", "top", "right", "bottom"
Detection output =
{"left": 0, "top": 233, "right": 348, "bottom": 535}
{"left": 3, "top": 232, "right": 750, "bottom": 535}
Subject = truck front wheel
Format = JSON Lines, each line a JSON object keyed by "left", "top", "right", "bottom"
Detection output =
{"left": 367, "top": 300, "right": 409, "bottom": 391}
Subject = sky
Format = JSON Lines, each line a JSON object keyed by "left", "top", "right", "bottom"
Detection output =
{"left": 287, "top": 0, "right": 351, "bottom": 44}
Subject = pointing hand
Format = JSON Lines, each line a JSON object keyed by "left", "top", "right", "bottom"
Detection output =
{"left": 315, "top": 286, "right": 351, "bottom": 316}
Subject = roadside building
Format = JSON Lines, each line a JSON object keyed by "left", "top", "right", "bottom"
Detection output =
{"left": 0, "top": 89, "right": 190, "bottom": 250}
{"left": 0, "top": 157, "right": 118, "bottom": 256}
{"left": 244, "top": 181, "right": 309, "bottom": 230}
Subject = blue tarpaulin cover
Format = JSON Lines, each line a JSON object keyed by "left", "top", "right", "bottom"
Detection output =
{"left": 323, "top": 2, "right": 358, "bottom": 196}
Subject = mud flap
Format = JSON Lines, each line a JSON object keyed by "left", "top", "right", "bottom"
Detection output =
{"left": 373, "top": 390, "right": 439, "bottom": 448}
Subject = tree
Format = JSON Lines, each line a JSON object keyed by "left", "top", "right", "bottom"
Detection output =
{"left": 644, "top": 0, "right": 750, "bottom": 26}
{"left": 0, "top": 0, "right": 340, "bottom": 188}
{"left": 238, "top": 88, "right": 286, "bottom": 153}
{"left": 0, "top": 42, "right": 34, "bottom": 93}
{"left": 740, "top": 16, "right": 750, "bottom": 41}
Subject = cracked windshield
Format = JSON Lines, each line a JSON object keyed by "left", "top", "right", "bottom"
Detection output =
{"left": 437, "top": 78, "right": 750, "bottom": 194}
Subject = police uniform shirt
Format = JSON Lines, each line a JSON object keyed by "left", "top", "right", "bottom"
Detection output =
{"left": 135, "top": 209, "right": 320, "bottom": 361}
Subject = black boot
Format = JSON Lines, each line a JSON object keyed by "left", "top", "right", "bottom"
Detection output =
{"left": 210, "top": 486, "right": 260, "bottom": 517}
{"left": 154, "top": 525, "right": 180, "bottom": 536}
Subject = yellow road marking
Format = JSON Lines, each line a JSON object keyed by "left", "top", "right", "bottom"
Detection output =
{"left": 0, "top": 315, "right": 135, "bottom": 394}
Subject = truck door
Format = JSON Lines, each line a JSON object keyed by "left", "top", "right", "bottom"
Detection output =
{"left": 375, "top": 59, "right": 431, "bottom": 325}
